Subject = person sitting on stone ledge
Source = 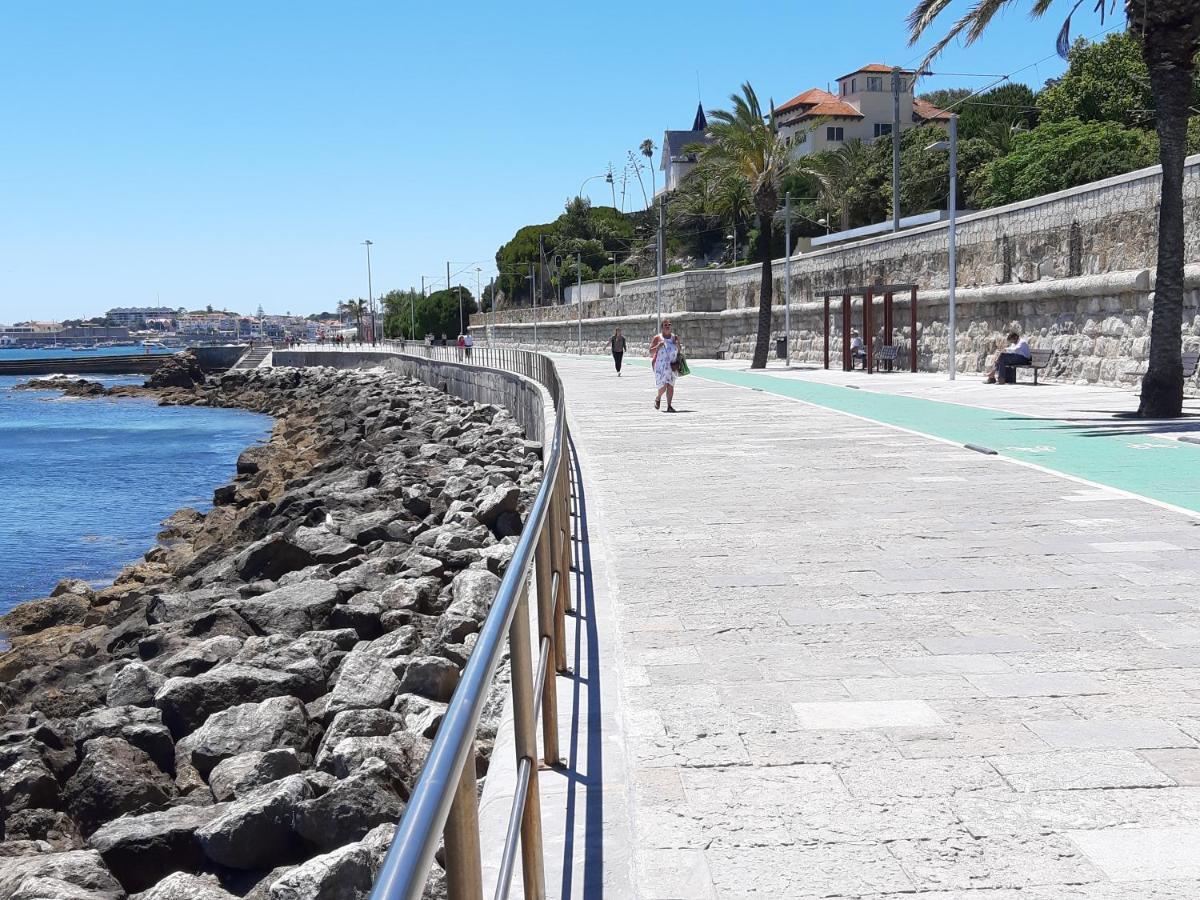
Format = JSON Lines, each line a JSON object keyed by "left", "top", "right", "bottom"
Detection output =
{"left": 985, "top": 331, "right": 1031, "bottom": 384}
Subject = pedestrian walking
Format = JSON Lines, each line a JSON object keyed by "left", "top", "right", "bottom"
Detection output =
{"left": 463, "top": 331, "right": 474, "bottom": 359}
{"left": 455, "top": 334, "right": 466, "bottom": 361}
{"left": 650, "top": 320, "right": 681, "bottom": 412}
{"left": 605, "top": 327, "right": 627, "bottom": 375}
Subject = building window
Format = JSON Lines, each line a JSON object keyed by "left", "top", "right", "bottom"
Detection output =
{"left": 867, "top": 76, "right": 883, "bottom": 91}
{"left": 874, "top": 123, "right": 893, "bottom": 138}
{"left": 851, "top": 78, "right": 857, "bottom": 93}
{"left": 826, "top": 126, "right": 844, "bottom": 141}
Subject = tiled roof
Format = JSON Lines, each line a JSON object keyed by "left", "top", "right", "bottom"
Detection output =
{"left": 776, "top": 88, "right": 835, "bottom": 115}
{"left": 838, "top": 62, "right": 914, "bottom": 80}
{"left": 913, "top": 97, "right": 952, "bottom": 121}
{"left": 776, "top": 88, "right": 863, "bottom": 120}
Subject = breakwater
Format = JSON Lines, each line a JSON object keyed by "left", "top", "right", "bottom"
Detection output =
{"left": 0, "top": 365, "right": 541, "bottom": 898}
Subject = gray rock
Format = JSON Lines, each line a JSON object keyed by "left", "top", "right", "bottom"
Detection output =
{"left": 106, "top": 663, "right": 167, "bottom": 708}
{"left": 473, "top": 483, "right": 520, "bottom": 527}
{"left": 0, "top": 850, "right": 124, "bottom": 900}
{"left": 233, "top": 533, "right": 317, "bottom": 582}
{"left": 64, "top": 737, "right": 176, "bottom": 835}
{"left": 153, "top": 635, "right": 243, "bottom": 678}
{"left": 266, "top": 822, "right": 395, "bottom": 900}
{"left": 195, "top": 773, "right": 313, "bottom": 870}
{"left": 75, "top": 705, "right": 163, "bottom": 746}
{"left": 313, "top": 709, "right": 405, "bottom": 772}
{"left": 155, "top": 664, "right": 315, "bottom": 737}
{"left": 207, "top": 748, "right": 302, "bottom": 802}
{"left": 293, "top": 757, "right": 405, "bottom": 851}
{"left": 131, "top": 872, "right": 237, "bottom": 900}
{"left": 323, "top": 645, "right": 400, "bottom": 722}
{"left": 439, "top": 570, "right": 499, "bottom": 643}
{"left": 0, "top": 756, "right": 60, "bottom": 813}
{"left": 396, "top": 656, "right": 460, "bottom": 703}
{"left": 290, "top": 526, "right": 362, "bottom": 565}
{"left": 379, "top": 576, "right": 441, "bottom": 613}
{"left": 327, "top": 733, "right": 428, "bottom": 787}
{"left": 216, "top": 582, "right": 340, "bottom": 639}
{"left": 89, "top": 803, "right": 225, "bottom": 893}
{"left": 393, "top": 695, "right": 446, "bottom": 739}
{"left": 176, "top": 695, "right": 310, "bottom": 778}
{"left": 2, "top": 808, "right": 83, "bottom": 850}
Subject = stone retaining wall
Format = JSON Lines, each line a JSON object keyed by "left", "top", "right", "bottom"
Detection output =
{"left": 474, "top": 153, "right": 1200, "bottom": 389}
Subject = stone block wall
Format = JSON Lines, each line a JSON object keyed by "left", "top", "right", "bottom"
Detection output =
{"left": 472, "top": 153, "right": 1200, "bottom": 390}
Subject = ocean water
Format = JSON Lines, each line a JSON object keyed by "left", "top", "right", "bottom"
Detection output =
{"left": 0, "top": 346, "right": 176, "bottom": 360}
{"left": 0, "top": 375, "right": 272, "bottom": 613}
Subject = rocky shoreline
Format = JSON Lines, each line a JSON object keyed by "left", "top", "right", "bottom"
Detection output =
{"left": 1, "top": 358, "right": 541, "bottom": 899}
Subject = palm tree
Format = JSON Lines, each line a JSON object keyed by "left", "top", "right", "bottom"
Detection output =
{"left": 697, "top": 83, "right": 801, "bottom": 368}
{"left": 809, "top": 139, "right": 872, "bottom": 231}
{"left": 343, "top": 298, "right": 366, "bottom": 341}
{"left": 909, "top": 1, "right": 1200, "bottom": 417}
{"left": 641, "top": 139, "right": 657, "bottom": 201}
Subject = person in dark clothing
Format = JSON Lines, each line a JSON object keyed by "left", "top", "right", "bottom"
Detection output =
{"left": 605, "top": 327, "right": 628, "bottom": 375}
{"left": 985, "top": 331, "right": 1032, "bottom": 384}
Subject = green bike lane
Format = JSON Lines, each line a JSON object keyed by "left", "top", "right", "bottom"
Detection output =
{"left": 626, "top": 357, "right": 1200, "bottom": 516}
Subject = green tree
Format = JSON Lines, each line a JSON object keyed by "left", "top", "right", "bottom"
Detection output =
{"left": 909, "top": 0, "right": 1200, "bottom": 418}
{"left": 969, "top": 118, "right": 1157, "bottom": 206}
{"left": 697, "top": 82, "right": 810, "bottom": 368}
{"left": 1038, "top": 32, "right": 1154, "bottom": 128}
{"left": 809, "top": 139, "right": 880, "bottom": 230}
{"left": 410, "top": 288, "right": 475, "bottom": 340}
{"left": 342, "top": 298, "right": 366, "bottom": 340}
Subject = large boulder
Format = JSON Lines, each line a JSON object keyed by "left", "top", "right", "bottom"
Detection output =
{"left": 89, "top": 803, "right": 226, "bottom": 892}
{"left": 473, "top": 482, "right": 520, "bottom": 528}
{"left": 132, "top": 872, "right": 237, "bottom": 900}
{"left": 396, "top": 656, "right": 460, "bottom": 703}
{"left": 266, "top": 822, "right": 395, "bottom": 900}
{"left": 322, "top": 645, "right": 400, "bottom": 722}
{"left": 63, "top": 737, "right": 176, "bottom": 835}
{"left": 325, "top": 732, "right": 428, "bottom": 789}
{"left": 289, "top": 526, "right": 362, "bottom": 565}
{"left": 176, "top": 695, "right": 310, "bottom": 778}
{"left": 293, "top": 758, "right": 405, "bottom": 851}
{"left": 3, "top": 808, "right": 84, "bottom": 850}
{"left": 216, "top": 582, "right": 340, "bottom": 639}
{"left": 0, "top": 756, "right": 60, "bottom": 813}
{"left": 439, "top": 569, "right": 499, "bottom": 644}
{"left": 195, "top": 774, "right": 313, "bottom": 870}
{"left": 233, "top": 534, "right": 317, "bottom": 582}
{"left": 207, "top": 748, "right": 302, "bottom": 802}
{"left": 0, "top": 850, "right": 124, "bottom": 900}
{"left": 146, "top": 351, "right": 205, "bottom": 389}
{"left": 313, "top": 709, "right": 405, "bottom": 772}
{"left": 155, "top": 665, "right": 315, "bottom": 737}
{"left": 106, "top": 663, "right": 167, "bottom": 708}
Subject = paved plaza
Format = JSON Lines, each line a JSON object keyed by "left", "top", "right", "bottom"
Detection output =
{"left": 545, "top": 355, "right": 1200, "bottom": 898}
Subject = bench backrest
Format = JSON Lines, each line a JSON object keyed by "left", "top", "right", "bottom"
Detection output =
{"left": 717, "top": 340, "right": 732, "bottom": 352}
{"left": 1184, "top": 350, "right": 1199, "bottom": 378}
{"left": 877, "top": 345, "right": 898, "bottom": 361}
{"left": 1030, "top": 348, "right": 1053, "bottom": 367}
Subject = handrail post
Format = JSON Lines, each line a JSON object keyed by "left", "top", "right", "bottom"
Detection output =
{"left": 533, "top": 523, "right": 562, "bottom": 767}
{"left": 443, "top": 753, "right": 484, "bottom": 900}
{"left": 549, "top": 459, "right": 569, "bottom": 675}
{"left": 508, "top": 584, "right": 548, "bottom": 900}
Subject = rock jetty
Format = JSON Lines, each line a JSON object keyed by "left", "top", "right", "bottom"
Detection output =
{"left": 0, "top": 365, "right": 541, "bottom": 899}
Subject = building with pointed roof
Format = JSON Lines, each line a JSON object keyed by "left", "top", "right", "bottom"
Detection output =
{"left": 659, "top": 102, "right": 712, "bottom": 195}
{"left": 776, "top": 64, "right": 950, "bottom": 157}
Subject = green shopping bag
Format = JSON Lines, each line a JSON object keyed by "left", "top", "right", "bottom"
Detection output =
{"left": 677, "top": 355, "right": 690, "bottom": 377}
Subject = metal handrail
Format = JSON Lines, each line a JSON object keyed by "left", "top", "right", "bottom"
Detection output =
{"left": 283, "top": 340, "right": 569, "bottom": 900}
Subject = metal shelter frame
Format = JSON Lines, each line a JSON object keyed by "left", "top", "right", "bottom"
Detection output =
{"left": 822, "top": 283, "right": 919, "bottom": 374}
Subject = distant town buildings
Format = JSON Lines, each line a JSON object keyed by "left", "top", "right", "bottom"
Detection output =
{"left": 104, "top": 306, "right": 184, "bottom": 329}
{"left": 776, "top": 64, "right": 951, "bottom": 156}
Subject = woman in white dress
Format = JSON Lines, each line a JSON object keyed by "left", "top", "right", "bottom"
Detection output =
{"left": 649, "top": 319, "right": 680, "bottom": 412}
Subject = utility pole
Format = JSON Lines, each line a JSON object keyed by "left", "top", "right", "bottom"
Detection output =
{"left": 409, "top": 288, "right": 415, "bottom": 341}
{"left": 947, "top": 113, "right": 958, "bottom": 380}
{"left": 363, "top": 240, "right": 374, "bottom": 344}
{"left": 656, "top": 197, "right": 665, "bottom": 329}
{"left": 530, "top": 261, "right": 538, "bottom": 346}
{"left": 784, "top": 192, "right": 792, "bottom": 367}
{"left": 474, "top": 267, "right": 481, "bottom": 337}
{"left": 577, "top": 253, "right": 583, "bottom": 356}
{"left": 489, "top": 276, "right": 495, "bottom": 345}
{"left": 891, "top": 67, "right": 902, "bottom": 233}
{"left": 456, "top": 286, "right": 463, "bottom": 334}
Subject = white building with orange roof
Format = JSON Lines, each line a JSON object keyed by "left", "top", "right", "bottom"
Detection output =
{"left": 776, "top": 64, "right": 950, "bottom": 156}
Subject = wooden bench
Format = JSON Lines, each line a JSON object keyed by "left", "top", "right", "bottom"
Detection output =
{"left": 874, "top": 345, "right": 899, "bottom": 372}
{"left": 715, "top": 340, "right": 733, "bottom": 360}
{"left": 1010, "top": 347, "right": 1054, "bottom": 384}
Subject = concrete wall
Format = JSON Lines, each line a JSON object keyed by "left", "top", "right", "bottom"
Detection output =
{"left": 474, "top": 153, "right": 1200, "bottom": 389}
{"left": 564, "top": 281, "right": 615, "bottom": 305}
{"left": 194, "top": 345, "right": 248, "bottom": 372}
{"left": 272, "top": 350, "right": 546, "bottom": 441}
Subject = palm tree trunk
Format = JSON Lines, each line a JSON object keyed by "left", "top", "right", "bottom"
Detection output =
{"left": 1137, "top": 19, "right": 1195, "bottom": 418}
{"left": 751, "top": 211, "right": 774, "bottom": 369}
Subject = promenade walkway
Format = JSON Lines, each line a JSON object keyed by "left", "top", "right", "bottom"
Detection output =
{"left": 554, "top": 355, "right": 1200, "bottom": 898}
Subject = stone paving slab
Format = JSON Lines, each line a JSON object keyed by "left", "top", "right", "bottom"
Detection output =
{"left": 553, "top": 354, "right": 1200, "bottom": 898}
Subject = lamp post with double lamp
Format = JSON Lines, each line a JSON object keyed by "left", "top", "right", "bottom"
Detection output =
{"left": 362, "top": 240, "right": 375, "bottom": 345}
{"left": 926, "top": 113, "right": 959, "bottom": 381}
{"left": 578, "top": 172, "right": 609, "bottom": 202}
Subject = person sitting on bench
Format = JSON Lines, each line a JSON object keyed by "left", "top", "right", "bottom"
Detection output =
{"left": 985, "top": 331, "right": 1031, "bottom": 384}
{"left": 849, "top": 331, "right": 867, "bottom": 369}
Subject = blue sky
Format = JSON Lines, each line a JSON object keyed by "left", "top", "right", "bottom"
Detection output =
{"left": 0, "top": 1, "right": 1120, "bottom": 321}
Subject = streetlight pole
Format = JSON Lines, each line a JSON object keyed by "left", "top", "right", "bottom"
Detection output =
{"left": 784, "top": 192, "right": 792, "bottom": 367}
{"left": 891, "top": 67, "right": 902, "bottom": 233}
{"left": 577, "top": 252, "right": 583, "bottom": 356}
{"left": 530, "top": 262, "right": 538, "bottom": 346}
{"left": 656, "top": 198, "right": 665, "bottom": 329}
{"left": 489, "top": 276, "right": 495, "bottom": 345}
{"left": 456, "top": 286, "right": 463, "bottom": 335}
{"left": 926, "top": 114, "right": 959, "bottom": 380}
{"left": 474, "top": 267, "right": 481, "bottom": 339}
{"left": 362, "top": 240, "right": 374, "bottom": 345}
